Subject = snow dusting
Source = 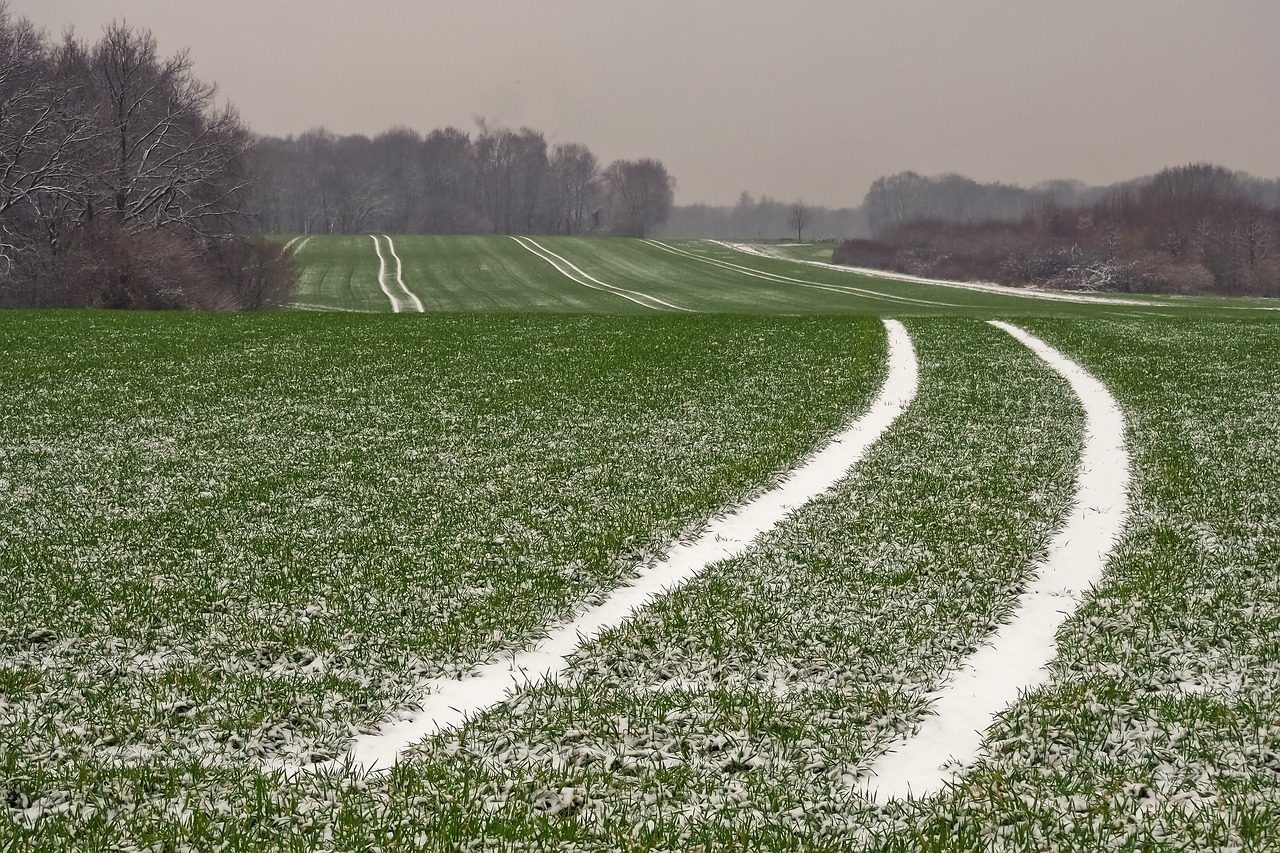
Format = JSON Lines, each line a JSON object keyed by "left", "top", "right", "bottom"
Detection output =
{"left": 511, "top": 235, "right": 692, "bottom": 312}
{"left": 863, "top": 319, "right": 1130, "bottom": 801}
{"left": 323, "top": 318, "right": 918, "bottom": 775}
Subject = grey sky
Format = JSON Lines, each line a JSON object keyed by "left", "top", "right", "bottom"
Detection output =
{"left": 11, "top": 0, "right": 1280, "bottom": 207}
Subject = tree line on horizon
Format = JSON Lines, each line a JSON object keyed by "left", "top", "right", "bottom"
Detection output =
{"left": 0, "top": 4, "right": 295, "bottom": 310}
{"left": 5, "top": 2, "right": 1279, "bottom": 308}
{"left": 248, "top": 125, "right": 675, "bottom": 240}
{"left": 835, "top": 164, "right": 1280, "bottom": 296}
{"left": 654, "top": 192, "right": 867, "bottom": 242}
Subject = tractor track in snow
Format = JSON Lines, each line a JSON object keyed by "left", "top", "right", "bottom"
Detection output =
{"left": 283, "top": 235, "right": 313, "bottom": 255}
{"left": 863, "top": 319, "right": 1130, "bottom": 801}
{"left": 370, "top": 235, "right": 402, "bottom": 312}
{"left": 645, "top": 239, "right": 959, "bottom": 308}
{"left": 511, "top": 235, "right": 692, "bottom": 312}
{"left": 717, "top": 241, "right": 1177, "bottom": 309}
{"left": 383, "top": 235, "right": 425, "bottom": 312}
{"left": 370, "top": 235, "right": 424, "bottom": 313}
{"left": 305, "top": 318, "right": 917, "bottom": 776}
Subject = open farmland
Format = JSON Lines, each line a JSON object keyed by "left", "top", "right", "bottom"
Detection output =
{"left": 2, "top": 241, "right": 1279, "bottom": 851}
{"left": 287, "top": 235, "right": 1270, "bottom": 318}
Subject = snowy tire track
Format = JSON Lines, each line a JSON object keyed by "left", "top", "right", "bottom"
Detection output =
{"left": 863, "top": 320, "right": 1130, "bottom": 801}
{"left": 370, "top": 235, "right": 424, "bottom": 313}
{"left": 370, "top": 235, "right": 402, "bottom": 312}
{"left": 283, "top": 235, "right": 312, "bottom": 255}
{"left": 718, "top": 241, "right": 1175, "bottom": 308}
{"left": 318, "top": 318, "right": 917, "bottom": 775}
{"left": 383, "top": 235, "right": 425, "bottom": 312}
{"left": 511, "top": 235, "right": 692, "bottom": 312}
{"left": 645, "top": 239, "right": 958, "bottom": 308}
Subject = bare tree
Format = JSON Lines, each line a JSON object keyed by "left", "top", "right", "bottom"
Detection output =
{"left": 864, "top": 171, "right": 930, "bottom": 234}
{"left": 419, "top": 126, "right": 478, "bottom": 232}
{"left": 75, "top": 22, "right": 252, "bottom": 236}
{"left": 602, "top": 158, "right": 674, "bottom": 238}
{"left": 547, "top": 142, "right": 598, "bottom": 235}
{"left": 0, "top": 6, "right": 97, "bottom": 276}
{"left": 788, "top": 199, "right": 811, "bottom": 243}
{"left": 0, "top": 8, "right": 294, "bottom": 309}
{"left": 474, "top": 122, "right": 548, "bottom": 233}
{"left": 371, "top": 127, "right": 424, "bottom": 232}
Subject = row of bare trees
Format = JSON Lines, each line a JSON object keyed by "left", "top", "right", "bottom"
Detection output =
{"left": 0, "top": 4, "right": 293, "bottom": 309}
{"left": 248, "top": 124, "right": 675, "bottom": 239}
{"left": 837, "top": 164, "right": 1280, "bottom": 297}
{"left": 862, "top": 172, "right": 1106, "bottom": 233}
{"left": 655, "top": 192, "right": 867, "bottom": 241}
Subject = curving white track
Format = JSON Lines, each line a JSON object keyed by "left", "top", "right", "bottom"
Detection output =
{"left": 645, "top": 239, "right": 958, "bottom": 309}
{"left": 716, "top": 241, "right": 1174, "bottom": 309}
{"left": 383, "top": 236, "right": 425, "bottom": 312}
{"left": 863, "top": 320, "right": 1130, "bottom": 801}
{"left": 511, "top": 235, "right": 692, "bottom": 312}
{"left": 370, "top": 235, "right": 403, "bottom": 312}
{"left": 310, "top": 318, "right": 918, "bottom": 776}
{"left": 369, "top": 235, "right": 424, "bottom": 313}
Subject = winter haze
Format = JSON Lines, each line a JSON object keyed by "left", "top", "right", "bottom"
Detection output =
{"left": 10, "top": 0, "right": 1280, "bottom": 206}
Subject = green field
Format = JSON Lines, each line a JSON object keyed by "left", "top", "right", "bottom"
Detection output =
{"left": 286, "top": 234, "right": 1269, "bottom": 318}
{"left": 2, "top": 237, "right": 1278, "bottom": 850}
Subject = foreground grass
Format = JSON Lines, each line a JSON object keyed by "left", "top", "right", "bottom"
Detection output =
{"left": 3, "top": 310, "right": 1277, "bottom": 850}
{"left": 887, "top": 317, "right": 1280, "bottom": 851}
{"left": 0, "top": 309, "right": 885, "bottom": 848}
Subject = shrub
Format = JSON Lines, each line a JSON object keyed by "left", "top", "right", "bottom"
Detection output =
{"left": 46, "top": 222, "right": 231, "bottom": 310}
{"left": 36, "top": 222, "right": 297, "bottom": 311}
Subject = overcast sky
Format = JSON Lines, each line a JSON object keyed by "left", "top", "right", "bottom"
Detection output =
{"left": 11, "top": 0, "right": 1280, "bottom": 207}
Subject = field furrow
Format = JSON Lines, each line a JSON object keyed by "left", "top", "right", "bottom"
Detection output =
{"left": 287, "top": 234, "right": 387, "bottom": 313}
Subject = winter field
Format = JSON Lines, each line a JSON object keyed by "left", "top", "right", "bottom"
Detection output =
{"left": 283, "top": 234, "right": 1275, "bottom": 318}
{"left": 2, "top": 239, "right": 1279, "bottom": 851}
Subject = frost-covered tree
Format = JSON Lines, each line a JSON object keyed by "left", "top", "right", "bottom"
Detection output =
{"left": 0, "top": 5, "right": 293, "bottom": 308}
